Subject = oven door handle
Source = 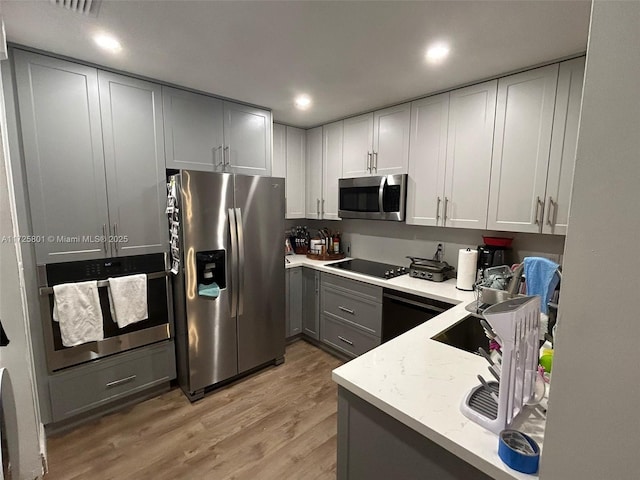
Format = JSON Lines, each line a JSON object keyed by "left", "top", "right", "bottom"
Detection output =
{"left": 383, "top": 293, "right": 447, "bottom": 314}
{"left": 38, "top": 271, "right": 169, "bottom": 296}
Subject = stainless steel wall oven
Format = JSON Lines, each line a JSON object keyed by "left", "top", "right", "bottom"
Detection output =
{"left": 37, "top": 253, "right": 171, "bottom": 372}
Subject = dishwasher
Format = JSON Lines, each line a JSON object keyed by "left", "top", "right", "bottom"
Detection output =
{"left": 382, "top": 289, "right": 454, "bottom": 342}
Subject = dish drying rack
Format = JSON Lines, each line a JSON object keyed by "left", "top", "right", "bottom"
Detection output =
{"left": 461, "top": 296, "right": 541, "bottom": 434}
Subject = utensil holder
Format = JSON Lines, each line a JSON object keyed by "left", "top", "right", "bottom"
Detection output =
{"left": 461, "top": 296, "right": 540, "bottom": 434}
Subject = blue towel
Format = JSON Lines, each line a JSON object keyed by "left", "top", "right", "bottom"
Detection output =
{"left": 524, "top": 257, "right": 560, "bottom": 314}
{"left": 198, "top": 282, "right": 220, "bottom": 298}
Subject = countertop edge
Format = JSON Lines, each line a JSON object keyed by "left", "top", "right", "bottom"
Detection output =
{"left": 331, "top": 370, "right": 522, "bottom": 480}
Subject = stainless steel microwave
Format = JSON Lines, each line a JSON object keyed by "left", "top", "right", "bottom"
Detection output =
{"left": 338, "top": 174, "right": 407, "bottom": 221}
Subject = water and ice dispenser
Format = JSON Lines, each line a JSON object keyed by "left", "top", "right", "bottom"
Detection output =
{"left": 196, "top": 250, "right": 225, "bottom": 298}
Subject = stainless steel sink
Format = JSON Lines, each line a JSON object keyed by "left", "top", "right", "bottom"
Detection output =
{"left": 431, "top": 315, "right": 490, "bottom": 354}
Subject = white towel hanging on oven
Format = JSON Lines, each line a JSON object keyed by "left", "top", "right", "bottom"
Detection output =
{"left": 52, "top": 281, "right": 104, "bottom": 347}
{"left": 108, "top": 274, "right": 148, "bottom": 328}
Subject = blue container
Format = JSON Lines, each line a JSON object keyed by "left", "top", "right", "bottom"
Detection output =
{"left": 498, "top": 429, "right": 540, "bottom": 474}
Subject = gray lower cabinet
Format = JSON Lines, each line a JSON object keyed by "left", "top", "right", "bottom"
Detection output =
{"left": 48, "top": 341, "right": 176, "bottom": 423}
{"left": 14, "top": 50, "right": 110, "bottom": 263}
{"left": 98, "top": 71, "right": 167, "bottom": 257}
{"left": 13, "top": 50, "right": 168, "bottom": 263}
{"left": 322, "top": 315, "right": 379, "bottom": 357}
{"left": 337, "top": 387, "right": 492, "bottom": 480}
{"left": 302, "top": 267, "right": 320, "bottom": 339}
{"left": 286, "top": 267, "right": 302, "bottom": 337}
{"left": 163, "top": 86, "right": 224, "bottom": 171}
{"left": 322, "top": 286, "right": 382, "bottom": 336}
{"left": 320, "top": 272, "right": 382, "bottom": 358}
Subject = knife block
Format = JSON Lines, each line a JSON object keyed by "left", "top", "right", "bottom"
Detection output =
{"left": 460, "top": 296, "right": 540, "bottom": 434}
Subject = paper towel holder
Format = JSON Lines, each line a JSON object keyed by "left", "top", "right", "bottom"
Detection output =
{"left": 456, "top": 247, "right": 478, "bottom": 291}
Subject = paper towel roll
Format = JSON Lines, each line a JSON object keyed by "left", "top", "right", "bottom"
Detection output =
{"left": 457, "top": 248, "right": 478, "bottom": 291}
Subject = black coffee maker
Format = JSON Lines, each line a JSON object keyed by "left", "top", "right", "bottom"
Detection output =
{"left": 477, "top": 245, "right": 513, "bottom": 273}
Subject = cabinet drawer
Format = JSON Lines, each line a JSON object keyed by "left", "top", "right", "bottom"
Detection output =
{"left": 322, "top": 286, "right": 382, "bottom": 335}
{"left": 321, "top": 315, "right": 380, "bottom": 358}
{"left": 321, "top": 272, "right": 382, "bottom": 303}
{"left": 49, "top": 341, "right": 176, "bottom": 422}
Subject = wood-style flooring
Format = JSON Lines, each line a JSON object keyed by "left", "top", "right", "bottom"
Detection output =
{"left": 45, "top": 340, "right": 343, "bottom": 480}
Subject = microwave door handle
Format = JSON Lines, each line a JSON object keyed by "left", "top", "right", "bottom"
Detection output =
{"left": 379, "top": 177, "right": 386, "bottom": 215}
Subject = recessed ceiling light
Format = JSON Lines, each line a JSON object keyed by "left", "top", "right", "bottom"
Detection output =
{"left": 425, "top": 43, "right": 450, "bottom": 64}
{"left": 294, "top": 95, "right": 312, "bottom": 110}
{"left": 93, "top": 33, "right": 122, "bottom": 53}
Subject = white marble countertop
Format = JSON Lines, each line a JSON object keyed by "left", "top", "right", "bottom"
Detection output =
{"left": 286, "top": 254, "right": 546, "bottom": 480}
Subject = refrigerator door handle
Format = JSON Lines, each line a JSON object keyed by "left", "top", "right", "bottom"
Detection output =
{"left": 228, "top": 208, "right": 238, "bottom": 317}
{"left": 235, "top": 207, "right": 245, "bottom": 316}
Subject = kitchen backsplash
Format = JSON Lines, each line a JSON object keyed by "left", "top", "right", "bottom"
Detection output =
{"left": 286, "top": 219, "right": 565, "bottom": 269}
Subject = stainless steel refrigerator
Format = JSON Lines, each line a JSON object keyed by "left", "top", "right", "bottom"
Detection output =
{"left": 171, "top": 170, "right": 285, "bottom": 401}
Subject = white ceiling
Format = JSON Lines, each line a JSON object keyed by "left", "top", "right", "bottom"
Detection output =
{"left": 0, "top": 0, "right": 591, "bottom": 128}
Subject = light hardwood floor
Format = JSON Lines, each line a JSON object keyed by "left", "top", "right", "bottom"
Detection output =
{"left": 44, "top": 340, "right": 343, "bottom": 480}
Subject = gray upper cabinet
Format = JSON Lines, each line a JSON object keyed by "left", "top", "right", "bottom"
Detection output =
{"left": 487, "top": 64, "right": 559, "bottom": 233}
{"left": 543, "top": 57, "right": 585, "bottom": 235}
{"left": 98, "top": 71, "right": 168, "bottom": 257}
{"left": 14, "top": 50, "right": 168, "bottom": 263}
{"left": 163, "top": 94, "right": 271, "bottom": 176}
{"left": 163, "top": 86, "right": 224, "bottom": 172}
{"left": 272, "top": 123, "right": 287, "bottom": 178}
{"left": 14, "top": 50, "right": 110, "bottom": 264}
{"left": 223, "top": 101, "right": 272, "bottom": 176}
{"left": 285, "top": 126, "right": 306, "bottom": 219}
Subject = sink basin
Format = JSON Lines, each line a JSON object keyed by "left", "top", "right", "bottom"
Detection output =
{"left": 431, "top": 315, "right": 491, "bottom": 354}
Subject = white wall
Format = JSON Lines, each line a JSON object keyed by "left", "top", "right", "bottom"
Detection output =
{"left": 540, "top": 2, "right": 640, "bottom": 479}
{"left": 0, "top": 62, "right": 44, "bottom": 479}
{"left": 288, "top": 219, "right": 565, "bottom": 268}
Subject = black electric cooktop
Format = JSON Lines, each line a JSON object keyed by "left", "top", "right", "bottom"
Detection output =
{"left": 327, "top": 258, "right": 408, "bottom": 279}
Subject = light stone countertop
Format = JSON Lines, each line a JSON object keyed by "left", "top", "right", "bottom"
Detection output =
{"left": 285, "top": 254, "right": 474, "bottom": 304}
{"left": 286, "top": 254, "right": 546, "bottom": 480}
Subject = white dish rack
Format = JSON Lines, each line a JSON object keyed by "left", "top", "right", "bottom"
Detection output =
{"left": 461, "top": 296, "right": 540, "bottom": 434}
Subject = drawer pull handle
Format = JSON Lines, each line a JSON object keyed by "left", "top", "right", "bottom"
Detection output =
{"left": 106, "top": 375, "right": 137, "bottom": 388}
{"left": 338, "top": 335, "right": 354, "bottom": 346}
{"left": 338, "top": 306, "right": 355, "bottom": 315}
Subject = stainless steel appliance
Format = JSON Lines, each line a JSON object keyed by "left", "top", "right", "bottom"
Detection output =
{"left": 407, "top": 257, "right": 454, "bottom": 282}
{"left": 171, "top": 171, "right": 285, "bottom": 401}
{"left": 327, "top": 258, "right": 408, "bottom": 279}
{"left": 37, "top": 253, "right": 171, "bottom": 372}
{"left": 338, "top": 174, "right": 407, "bottom": 221}
{"left": 382, "top": 290, "right": 454, "bottom": 342}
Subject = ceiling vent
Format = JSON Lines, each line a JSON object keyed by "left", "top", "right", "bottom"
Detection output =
{"left": 49, "top": 0, "right": 102, "bottom": 17}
